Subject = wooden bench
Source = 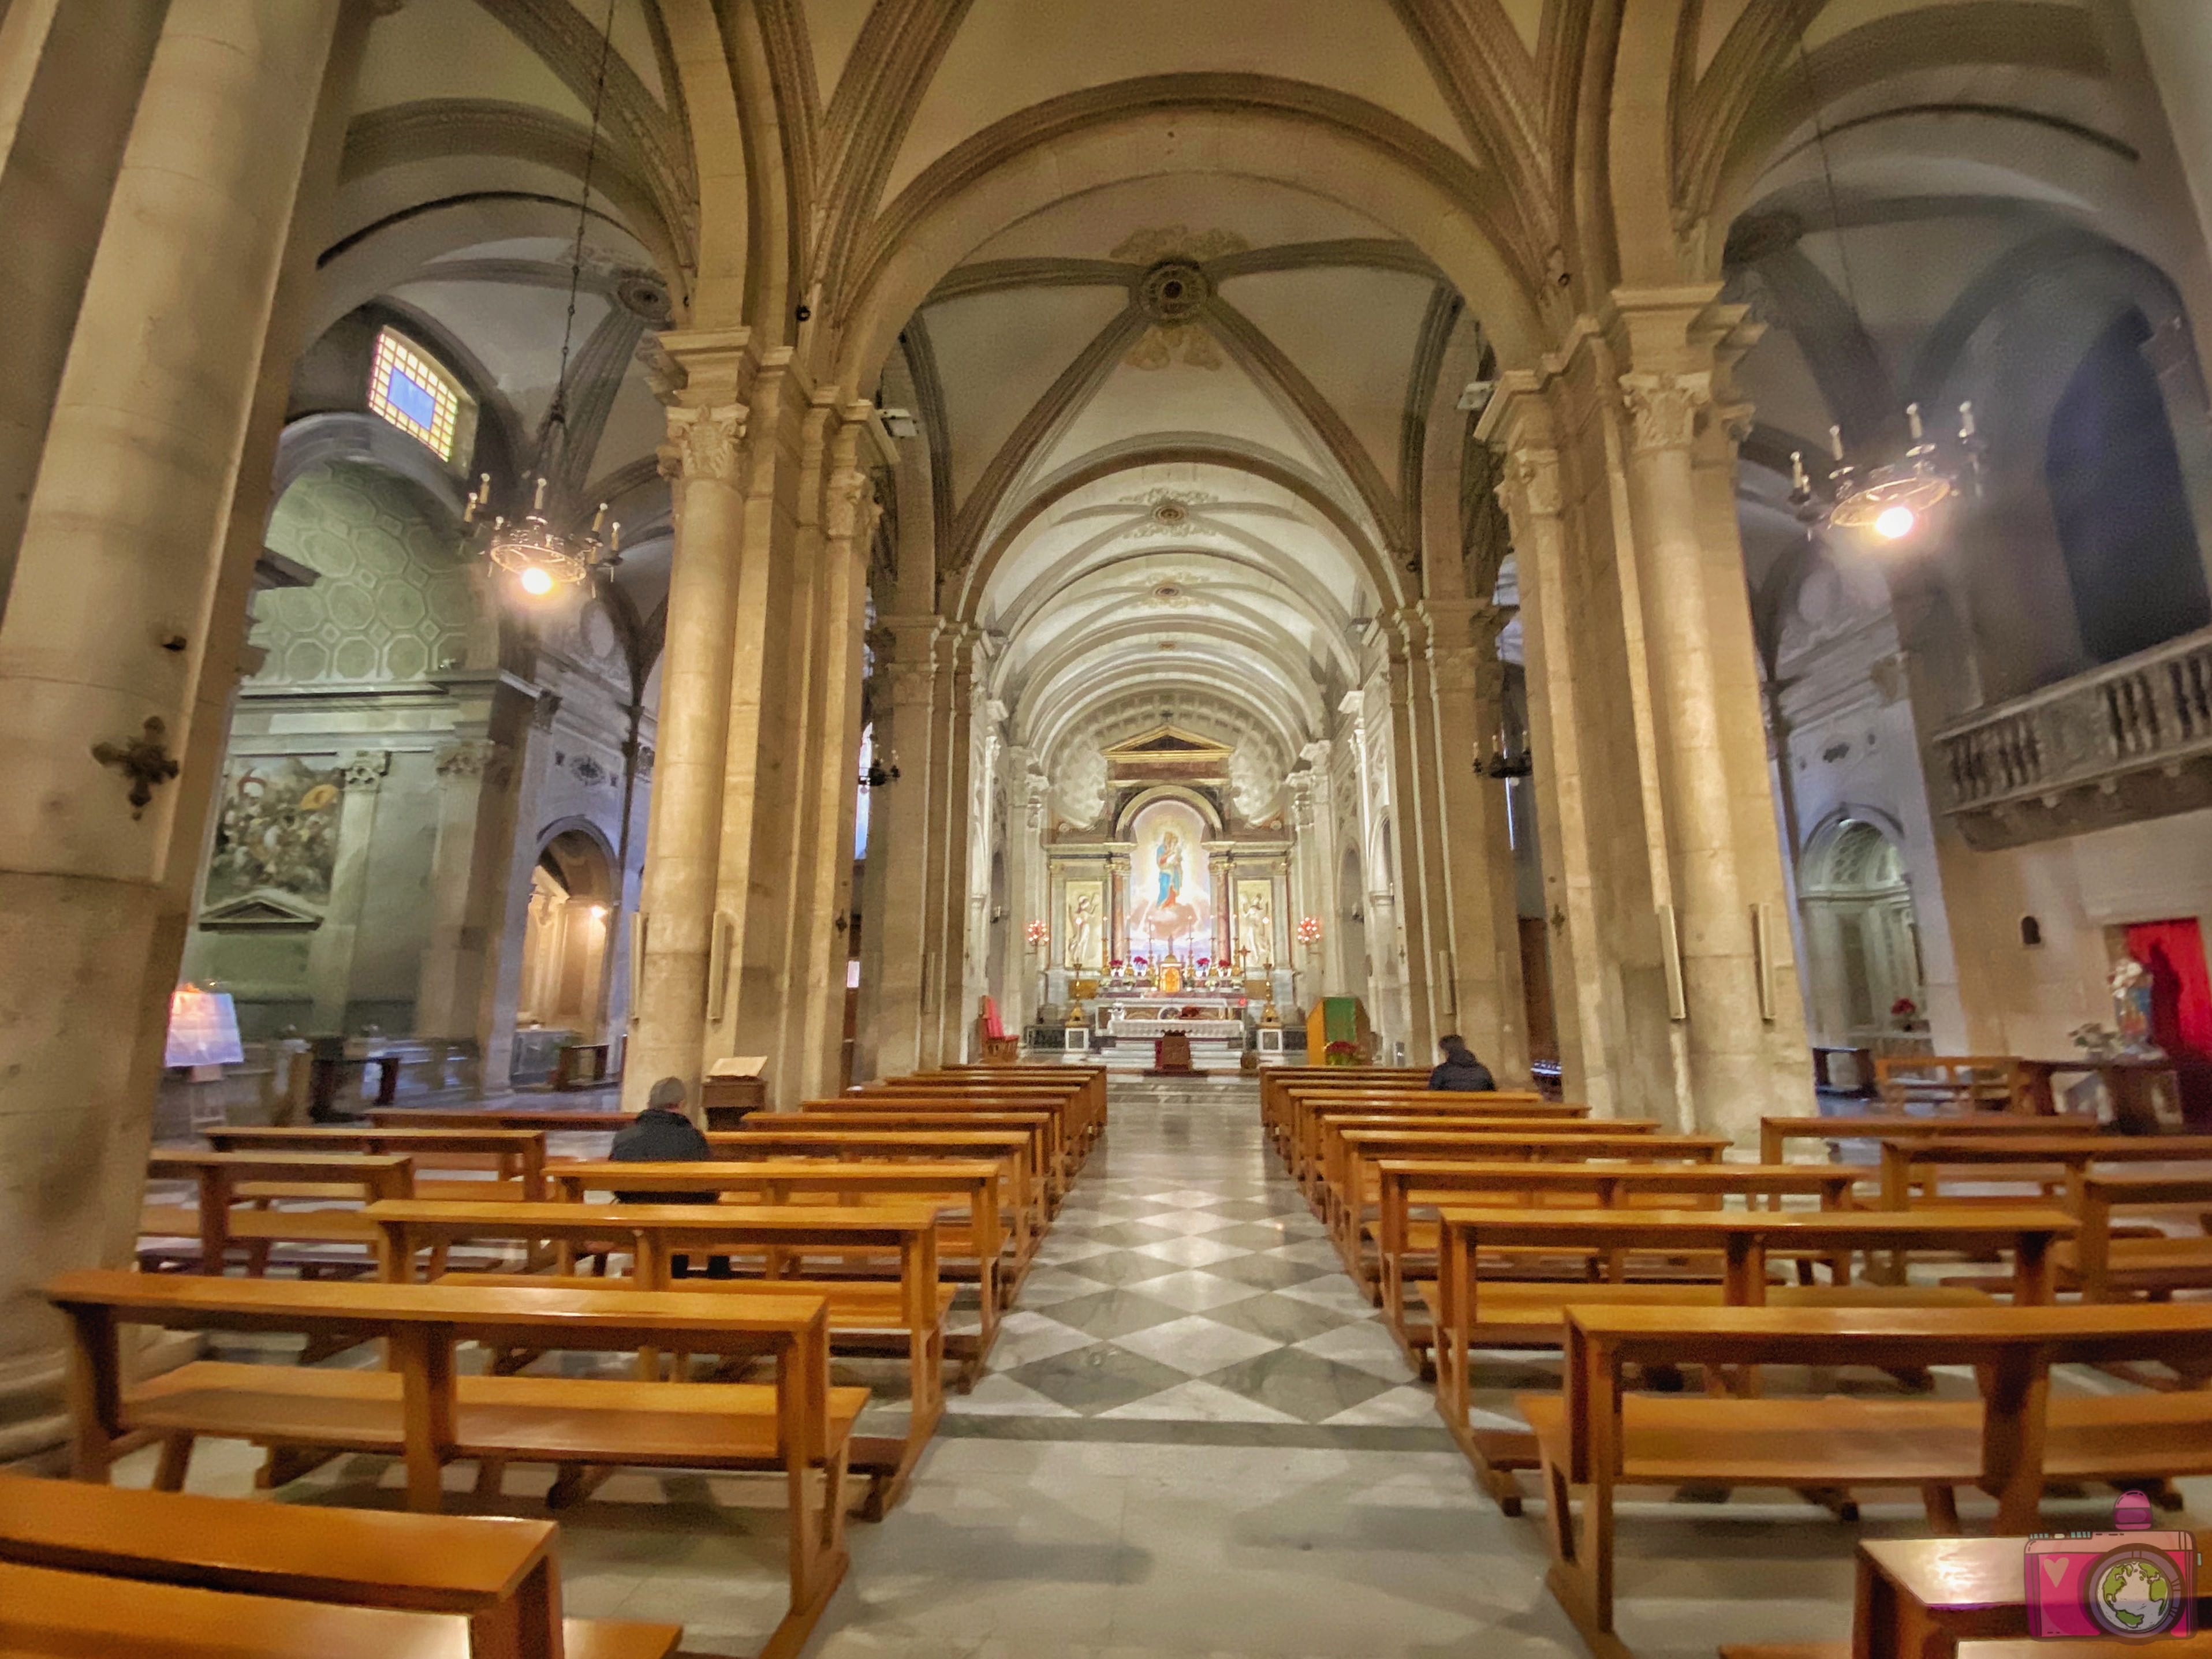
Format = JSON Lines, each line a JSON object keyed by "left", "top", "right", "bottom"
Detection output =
{"left": 1282, "top": 1088, "right": 1569, "bottom": 1180}
{"left": 1875, "top": 1055, "right": 2031, "bottom": 1114}
{"left": 1877, "top": 1134, "right": 2212, "bottom": 1213}
{"left": 140, "top": 1152, "right": 416, "bottom": 1276}
{"left": 1295, "top": 1101, "right": 1609, "bottom": 1200}
{"left": 875, "top": 1069, "right": 1107, "bottom": 1155}
{"left": 1373, "top": 1161, "right": 1866, "bottom": 1358}
{"left": 1327, "top": 1131, "right": 1730, "bottom": 1281}
{"left": 1532, "top": 1302, "right": 2212, "bottom": 1658}
{"left": 1257, "top": 1066, "right": 1442, "bottom": 1142}
{"left": 369, "top": 1197, "right": 946, "bottom": 1515}
{"left": 814, "top": 1094, "right": 1084, "bottom": 1190}
{"left": 1433, "top": 1208, "right": 2073, "bottom": 1515}
{"left": 207, "top": 1127, "right": 547, "bottom": 1203}
{"left": 550, "top": 1157, "right": 1008, "bottom": 1357}
{"left": 1758, "top": 1113, "right": 2099, "bottom": 1168}
{"left": 371, "top": 1109, "right": 635, "bottom": 1135}
{"left": 47, "top": 1268, "right": 856, "bottom": 1659}
{"left": 2064, "top": 1172, "right": 2212, "bottom": 1303}
{"left": 1311, "top": 1112, "right": 1657, "bottom": 1222}
{"left": 786, "top": 1107, "right": 1063, "bottom": 1206}
{"left": 0, "top": 1470, "right": 680, "bottom": 1659}
{"left": 704, "top": 1127, "right": 1044, "bottom": 1260}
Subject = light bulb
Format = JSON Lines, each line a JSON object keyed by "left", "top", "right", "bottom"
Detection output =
{"left": 1873, "top": 505, "right": 1918, "bottom": 541}
{"left": 518, "top": 565, "right": 555, "bottom": 596}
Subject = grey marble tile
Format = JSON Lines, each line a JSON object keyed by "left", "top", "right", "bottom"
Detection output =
{"left": 1077, "top": 1219, "right": 1185, "bottom": 1247}
{"left": 1198, "top": 1347, "right": 1400, "bottom": 1422}
{"left": 1129, "top": 1233, "right": 1249, "bottom": 1267}
{"left": 1000, "top": 1343, "right": 1196, "bottom": 1414}
{"left": 1057, "top": 1249, "right": 1188, "bottom": 1288}
{"left": 1109, "top": 1313, "right": 1284, "bottom": 1376}
{"left": 1203, "top": 1251, "right": 1338, "bottom": 1291}
{"left": 1202, "top": 1291, "right": 1365, "bottom": 1346}
{"left": 1126, "top": 1268, "right": 1271, "bottom": 1311}
{"left": 1044, "top": 1287, "right": 1196, "bottom": 1340}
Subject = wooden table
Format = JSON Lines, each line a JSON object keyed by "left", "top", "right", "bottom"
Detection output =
{"left": 2017, "top": 1057, "right": 2183, "bottom": 1132}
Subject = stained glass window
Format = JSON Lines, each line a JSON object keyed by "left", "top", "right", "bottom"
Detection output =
{"left": 368, "top": 328, "right": 464, "bottom": 462}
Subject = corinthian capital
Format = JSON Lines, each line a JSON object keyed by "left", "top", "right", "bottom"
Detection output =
{"left": 660, "top": 403, "right": 748, "bottom": 483}
{"left": 1618, "top": 373, "right": 1711, "bottom": 453}
{"left": 1497, "top": 445, "right": 1561, "bottom": 523}
{"left": 825, "top": 467, "right": 878, "bottom": 543}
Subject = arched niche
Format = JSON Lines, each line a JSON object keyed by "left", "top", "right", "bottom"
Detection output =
{"left": 517, "top": 822, "right": 618, "bottom": 1039}
{"left": 1796, "top": 811, "right": 1923, "bottom": 1049}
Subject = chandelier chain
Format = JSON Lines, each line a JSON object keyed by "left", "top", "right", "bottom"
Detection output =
{"left": 550, "top": 0, "right": 620, "bottom": 437}
{"left": 1793, "top": 31, "right": 1864, "bottom": 340}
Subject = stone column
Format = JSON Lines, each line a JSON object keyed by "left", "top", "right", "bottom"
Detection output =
{"left": 0, "top": 0, "right": 171, "bottom": 614}
{"left": 714, "top": 355, "right": 809, "bottom": 1098}
{"left": 790, "top": 429, "right": 879, "bottom": 1101}
{"left": 922, "top": 626, "right": 978, "bottom": 1066}
{"left": 0, "top": 0, "right": 360, "bottom": 1459}
{"left": 304, "top": 749, "right": 390, "bottom": 1029}
{"left": 1485, "top": 384, "right": 1623, "bottom": 1115}
{"left": 621, "top": 332, "right": 751, "bottom": 1111}
{"left": 1613, "top": 290, "right": 1811, "bottom": 1139}
{"left": 1423, "top": 600, "right": 1530, "bottom": 1080}
{"left": 860, "top": 617, "right": 938, "bottom": 1078}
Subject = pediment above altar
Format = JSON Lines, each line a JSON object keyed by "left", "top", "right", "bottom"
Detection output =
{"left": 1102, "top": 724, "right": 1232, "bottom": 782}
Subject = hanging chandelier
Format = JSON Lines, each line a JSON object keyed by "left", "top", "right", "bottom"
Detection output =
{"left": 464, "top": 0, "right": 624, "bottom": 598}
{"left": 1785, "top": 32, "right": 1982, "bottom": 547}
{"left": 1792, "top": 402, "right": 1981, "bottom": 545}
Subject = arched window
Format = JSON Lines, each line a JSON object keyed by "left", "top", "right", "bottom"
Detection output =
{"left": 368, "top": 327, "right": 472, "bottom": 466}
{"left": 2046, "top": 310, "right": 2211, "bottom": 663}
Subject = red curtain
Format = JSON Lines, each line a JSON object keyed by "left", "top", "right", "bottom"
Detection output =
{"left": 2126, "top": 919, "right": 2212, "bottom": 1058}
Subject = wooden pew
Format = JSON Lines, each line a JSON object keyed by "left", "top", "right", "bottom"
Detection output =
{"left": 47, "top": 1269, "right": 856, "bottom": 1659}
{"left": 785, "top": 1108, "right": 1062, "bottom": 1207}
{"left": 140, "top": 1152, "right": 415, "bottom": 1277}
{"left": 1310, "top": 1111, "right": 1651, "bottom": 1219}
{"left": 851, "top": 1077, "right": 1102, "bottom": 1167}
{"left": 207, "top": 1127, "right": 547, "bottom": 1202}
{"left": 816, "top": 1094, "right": 1083, "bottom": 1191}
{"left": 1877, "top": 1134, "right": 2212, "bottom": 1212}
{"left": 1434, "top": 1208, "right": 2072, "bottom": 1515}
{"left": 370, "top": 1197, "right": 946, "bottom": 1517}
{"left": 0, "top": 1470, "right": 680, "bottom": 1659}
{"left": 1258, "top": 1066, "right": 1434, "bottom": 1139}
{"left": 704, "top": 1127, "right": 1044, "bottom": 1260}
{"left": 1373, "top": 1161, "right": 1866, "bottom": 1360}
{"left": 1875, "top": 1055, "right": 2032, "bottom": 1114}
{"left": 1326, "top": 1131, "right": 1730, "bottom": 1282}
{"left": 1291, "top": 1096, "right": 1596, "bottom": 1195}
{"left": 371, "top": 1109, "right": 635, "bottom": 1135}
{"left": 1759, "top": 1112, "right": 2099, "bottom": 1168}
{"left": 1531, "top": 1302, "right": 2212, "bottom": 1658}
{"left": 2063, "top": 1172, "right": 2212, "bottom": 1302}
{"left": 550, "top": 1158, "right": 1007, "bottom": 1365}
{"left": 881, "top": 1068, "right": 1107, "bottom": 1156}
{"left": 1278, "top": 1085, "right": 1562, "bottom": 1174}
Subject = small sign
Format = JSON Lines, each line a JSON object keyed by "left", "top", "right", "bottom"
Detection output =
{"left": 708, "top": 1055, "right": 767, "bottom": 1078}
{"left": 166, "top": 985, "right": 244, "bottom": 1068}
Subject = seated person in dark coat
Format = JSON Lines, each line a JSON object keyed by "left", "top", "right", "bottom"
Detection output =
{"left": 1427, "top": 1033, "right": 1497, "bottom": 1092}
{"left": 609, "top": 1075, "right": 729, "bottom": 1277}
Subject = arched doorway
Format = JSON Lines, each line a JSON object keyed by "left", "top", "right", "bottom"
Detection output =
{"left": 1798, "top": 816, "right": 1923, "bottom": 1048}
{"left": 516, "top": 827, "right": 616, "bottom": 1041}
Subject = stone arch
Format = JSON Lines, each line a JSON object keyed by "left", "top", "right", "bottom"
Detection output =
{"left": 518, "top": 821, "right": 619, "bottom": 1040}
{"left": 1113, "top": 784, "right": 1225, "bottom": 840}
{"left": 1796, "top": 808, "right": 1923, "bottom": 1048}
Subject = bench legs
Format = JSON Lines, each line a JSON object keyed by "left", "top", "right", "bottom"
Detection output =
{"left": 1539, "top": 1452, "right": 1632, "bottom": 1659}
{"left": 764, "top": 1445, "right": 852, "bottom": 1659}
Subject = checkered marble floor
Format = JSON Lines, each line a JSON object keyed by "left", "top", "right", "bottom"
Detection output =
{"left": 948, "top": 1077, "right": 1438, "bottom": 1430}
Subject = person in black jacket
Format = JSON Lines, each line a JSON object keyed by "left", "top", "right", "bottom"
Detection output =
{"left": 609, "top": 1076, "right": 728, "bottom": 1277}
{"left": 1427, "top": 1034, "right": 1496, "bottom": 1092}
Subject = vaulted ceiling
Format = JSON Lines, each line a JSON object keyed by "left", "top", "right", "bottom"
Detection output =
{"left": 295, "top": 0, "right": 2188, "bottom": 754}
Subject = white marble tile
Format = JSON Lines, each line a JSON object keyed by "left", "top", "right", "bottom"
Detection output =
{"left": 989, "top": 1310, "right": 1106, "bottom": 1368}
{"left": 1124, "top": 1208, "right": 1244, "bottom": 1235}
{"left": 1270, "top": 1276, "right": 1385, "bottom": 1318}
{"left": 1137, "top": 1189, "right": 1230, "bottom": 1208}
{"left": 1031, "top": 1233, "right": 1124, "bottom": 1265}
{"left": 1291, "top": 1319, "right": 1419, "bottom": 1383}
{"left": 1129, "top": 1233, "right": 1249, "bottom": 1266}
{"left": 1011, "top": 1266, "right": 1128, "bottom": 1306}
{"left": 1318, "top": 1385, "right": 1444, "bottom": 1427}
{"left": 1109, "top": 1313, "right": 1283, "bottom": 1376}
{"left": 1261, "top": 1238, "right": 1347, "bottom": 1267}
{"left": 1096, "top": 1378, "right": 1302, "bottom": 1424}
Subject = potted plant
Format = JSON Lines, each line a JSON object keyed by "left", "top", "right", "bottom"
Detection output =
{"left": 1323, "top": 1038, "right": 1359, "bottom": 1067}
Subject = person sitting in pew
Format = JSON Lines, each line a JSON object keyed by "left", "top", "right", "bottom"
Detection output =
{"left": 1428, "top": 1034, "right": 1496, "bottom": 1093}
{"left": 611, "top": 1078, "right": 728, "bottom": 1279}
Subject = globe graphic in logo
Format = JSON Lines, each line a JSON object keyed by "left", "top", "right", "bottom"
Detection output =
{"left": 2091, "top": 1546, "right": 2189, "bottom": 1638}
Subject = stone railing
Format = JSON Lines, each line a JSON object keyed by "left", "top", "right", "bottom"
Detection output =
{"left": 1933, "top": 626, "right": 2212, "bottom": 848}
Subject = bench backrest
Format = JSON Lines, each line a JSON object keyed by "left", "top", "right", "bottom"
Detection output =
{"left": 548, "top": 1159, "right": 1003, "bottom": 1256}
